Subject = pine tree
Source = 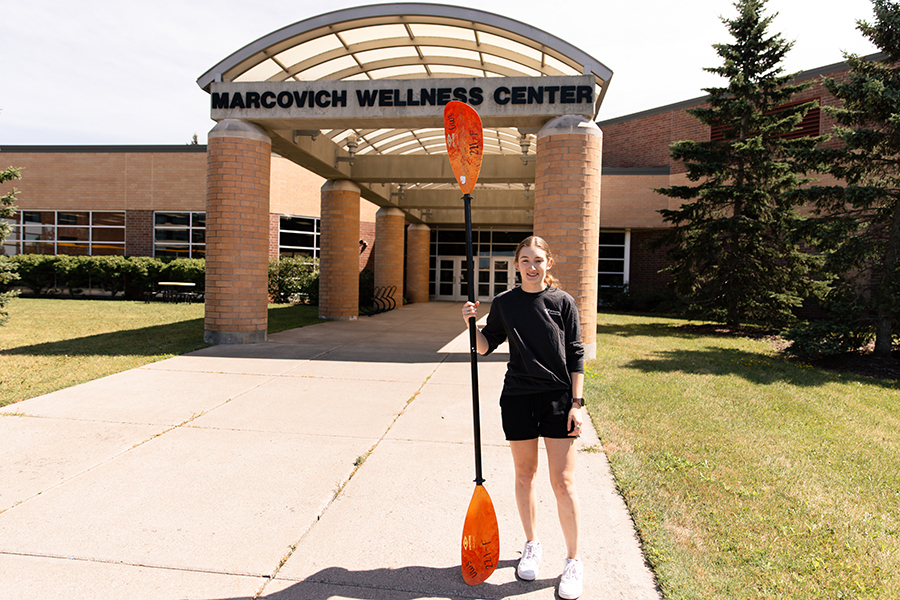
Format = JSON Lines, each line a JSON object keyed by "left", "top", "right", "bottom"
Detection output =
{"left": 654, "top": 0, "right": 823, "bottom": 327}
{"left": 792, "top": 0, "right": 900, "bottom": 357}
{"left": 0, "top": 162, "right": 22, "bottom": 325}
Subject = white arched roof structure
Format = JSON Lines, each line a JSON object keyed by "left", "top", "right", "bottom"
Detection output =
{"left": 198, "top": 3, "right": 613, "bottom": 224}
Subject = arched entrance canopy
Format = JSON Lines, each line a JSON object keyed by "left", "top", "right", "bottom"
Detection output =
{"left": 197, "top": 3, "right": 613, "bottom": 226}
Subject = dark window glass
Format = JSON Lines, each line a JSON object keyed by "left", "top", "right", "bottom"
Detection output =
{"left": 155, "top": 212, "right": 190, "bottom": 226}
{"left": 281, "top": 232, "right": 315, "bottom": 248}
{"left": 92, "top": 212, "right": 125, "bottom": 226}
{"left": 599, "top": 259, "right": 625, "bottom": 272}
{"left": 57, "top": 243, "right": 89, "bottom": 255}
{"left": 598, "top": 231, "right": 626, "bottom": 245}
{"left": 599, "top": 246, "right": 625, "bottom": 259}
{"left": 23, "top": 211, "right": 55, "bottom": 225}
{"left": 280, "top": 216, "right": 316, "bottom": 232}
{"left": 57, "top": 212, "right": 89, "bottom": 226}
{"left": 156, "top": 229, "right": 190, "bottom": 243}
{"left": 91, "top": 244, "right": 126, "bottom": 256}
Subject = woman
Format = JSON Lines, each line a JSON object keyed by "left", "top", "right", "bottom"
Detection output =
{"left": 461, "top": 235, "right": 585, "bottom": 600}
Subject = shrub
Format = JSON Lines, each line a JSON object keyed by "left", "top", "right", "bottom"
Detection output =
{"left": 10, "top": 254, "right": 59, "bottom": 295}
{"left": 124, "top": 256, "right": 165, "bottom": 297}
{"left": 92, "top": 255, "right": 131, "bottom": 297}
{"left": 54, "top": 255, "right": 98, "bottom": 297}
{"left": 782, "top": 287, "right": 874, "bottom": 359}
{"left": 268, "top": 257, "right": 319, "bottom": 304}
{"left": 160, "top": 258, "right": 205, "bottom": 290}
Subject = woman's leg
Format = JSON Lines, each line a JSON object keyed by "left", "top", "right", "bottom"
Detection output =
{"left": 509, "top": 438, "right": 540, "bottom": 540}
{"left": 545, "top": 437, "right": 580, "bottom": 559}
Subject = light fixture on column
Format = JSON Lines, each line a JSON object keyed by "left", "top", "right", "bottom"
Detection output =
{"left": 519, "top": 133, "right": 533, "bottom": 165}
{"left": 335, "top": 132, "right": 359, "bottom": 166}
{"left": 390, "top": 183, "right": 406, "bottom": 201}
{"left": 293, "top": 129, "right": 320, "bottom": 143}
{"left": 523, "top": 182, "right": 534, "bottom": 200}
{"left": 419, "top": 208, "right": 433, "bottom": 220}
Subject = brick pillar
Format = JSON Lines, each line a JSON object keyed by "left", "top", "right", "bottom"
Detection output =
{"left": 375, "top": 207, "right": 406, "bottom": 306}
{"left": 125, "top": 210, "right": 153, "bottom": 257}
{"left": 204, "top": 119, "right": 271, "bottom": 345}
{"left": 406, "top": 223, "right": 430, "bottom": 304}
{"left": 319, "top": 180, "right": 360, "bottom": 320}
{"left": 534, "top": 115, "right": 602, "bottom": 360}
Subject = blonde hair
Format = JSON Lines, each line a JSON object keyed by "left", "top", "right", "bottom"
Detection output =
{"left": 515, "top": 236, "right": 559, "bottom": 288}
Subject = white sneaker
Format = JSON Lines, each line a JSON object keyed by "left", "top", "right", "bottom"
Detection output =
{"left": 517, "top": 540, "right": 542, "bottom": 580}
{"left": 559, "top": 558, "right": 584, "bottom": 599}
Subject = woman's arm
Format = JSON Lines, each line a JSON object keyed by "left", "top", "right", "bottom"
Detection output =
{"left": 567, "top": 371, "right": 585, "bottom": 436}
{"left": 461, "top": 301, "right": 490, "bottom": 355}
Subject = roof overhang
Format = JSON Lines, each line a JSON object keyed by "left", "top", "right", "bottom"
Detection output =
{"left": 197, "top": 3, "right": 613, "bottom": 227}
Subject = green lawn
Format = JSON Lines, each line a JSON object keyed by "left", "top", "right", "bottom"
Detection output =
{"left": 0, "top": 298, "right": 320, "bottom": 406}
{"left": 585, "top": 313, "right": 900, "bottom": 599}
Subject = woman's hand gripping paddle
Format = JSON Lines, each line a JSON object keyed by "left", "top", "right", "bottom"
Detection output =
{"left": 444, "top": 100, "right": 499, "bottom": 586}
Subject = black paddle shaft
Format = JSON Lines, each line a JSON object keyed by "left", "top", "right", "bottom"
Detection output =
{"left": 463, "top": 193, "right": 484, "bottom": 485}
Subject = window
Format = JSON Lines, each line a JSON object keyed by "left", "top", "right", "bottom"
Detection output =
{"left": 429, "top": 228, "right": 532, "bottom": 296}
{"left": 2, "top": 211, "right": 125, "bottom": 256}
{"left": 598, "top": 230, "right": 629, "bottom": 288}
{"left": 710, "top": 98, "right": 821, "bottom": 142}
{"left": 279, "top": 215, "right": 320, "bottom": 257}
{"left": 154, "top": 212, "right": 205, "bottom": 258}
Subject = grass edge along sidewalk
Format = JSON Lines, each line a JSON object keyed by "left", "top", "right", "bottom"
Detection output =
{"left": 0, "top": 298, "right": 320, "bottom": 407}
{"left": 586, "top": 312, "right": 900, "bottom": 600}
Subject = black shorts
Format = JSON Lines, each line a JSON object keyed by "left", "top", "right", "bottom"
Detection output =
{"left": 500, "top": 389, "right": 573, "bottom": 441}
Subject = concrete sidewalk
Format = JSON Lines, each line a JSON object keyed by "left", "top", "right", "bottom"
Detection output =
{"left": 0, "top": 302, "right": 660, "bottom": 600}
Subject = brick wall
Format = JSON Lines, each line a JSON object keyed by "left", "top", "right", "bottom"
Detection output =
{"left": 359, "top": 220, "right": 376, "bottom": 271}
{"left": 1, "top": 148, "right": 207, "bottom": 211}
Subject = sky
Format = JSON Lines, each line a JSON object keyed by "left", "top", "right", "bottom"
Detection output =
{"left": 0, "top": 0, "right": 881, "bottom": 146}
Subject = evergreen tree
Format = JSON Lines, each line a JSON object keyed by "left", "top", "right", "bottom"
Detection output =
{"left": 792, "top": 0, "right": 900, "bottom": 357}
{"left": 654, "top": 0, "right": 823, "bottom": 327}
{"left": 0, "top": 162, "right": 22, "bottom": 325}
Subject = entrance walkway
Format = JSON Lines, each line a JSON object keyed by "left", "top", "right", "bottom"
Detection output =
{"left": 0, "top": 302, "right": 659, "bottom": 599}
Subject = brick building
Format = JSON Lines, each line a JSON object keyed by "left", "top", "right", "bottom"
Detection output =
{"left": 0, "top": 4, "right": 870, "bottom": 351}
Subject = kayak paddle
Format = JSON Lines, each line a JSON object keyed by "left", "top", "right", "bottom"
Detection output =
{"left": 443, "top": 100, "right": 500, "bottom": 586}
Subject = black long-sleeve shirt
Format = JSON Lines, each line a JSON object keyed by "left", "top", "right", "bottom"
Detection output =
{"left": 480, "top": 286, "right": 584, "bottom": 395}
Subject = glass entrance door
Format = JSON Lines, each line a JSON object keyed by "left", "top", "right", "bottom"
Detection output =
{"left": 435, "top": 256, "right": 516, "bottom": 301}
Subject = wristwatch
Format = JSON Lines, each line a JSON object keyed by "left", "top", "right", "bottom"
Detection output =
{"left": 572, "top": 397, "right": 584, "bottom": 408}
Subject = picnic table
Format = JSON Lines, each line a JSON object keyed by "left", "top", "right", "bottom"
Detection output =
{"left": 158, "top": 281, "right": 196, "bottom": 303}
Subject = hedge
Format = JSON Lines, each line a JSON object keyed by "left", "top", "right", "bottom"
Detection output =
{"left": 8, "top": 255, "right": 208, "bottom": 299}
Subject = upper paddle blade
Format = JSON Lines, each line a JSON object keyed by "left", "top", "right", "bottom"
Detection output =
{"left": 444, "top": 101, "right": 484, "bottom": 195}
{"left": 461, "top": 484, "right": 500, "bottom": 585}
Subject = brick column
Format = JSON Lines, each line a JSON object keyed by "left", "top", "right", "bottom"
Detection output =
{"left": 204, "top": 119, "right": 271, "bottom": 345}
{"left": 375, "top": 207, "right": 406, "bottom": 307}
{"left": 319, "top": 180, "right": 360, "bottom": 320}
{"left": 406, "top": 223, "right": 430, "bottom": 304}
{"left": 125, "top": 210, "right": 153, "bottom": 257}
{"left": 534, "top": 115, "right": 602, "bottom": 360}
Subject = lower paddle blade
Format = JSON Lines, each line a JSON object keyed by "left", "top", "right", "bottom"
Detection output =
{"left": 461, "top": 484, "right": 500, "bottom": 585}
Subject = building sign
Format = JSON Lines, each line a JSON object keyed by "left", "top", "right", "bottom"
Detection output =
{"left": 210, "top": 75, "right": 595, "bottom": 128}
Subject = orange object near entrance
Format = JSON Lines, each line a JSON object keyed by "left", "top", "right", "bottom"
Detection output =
{"left": 461, "top": 484, "right": 500, "bottom": 585}
{"left": 443, "top": 101, "right": 484, "bottom": 195}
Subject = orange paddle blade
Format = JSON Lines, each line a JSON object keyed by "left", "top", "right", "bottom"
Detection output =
{"left": 461, "top": 484, "right": 500, "bottom": 585}
{"left": 444, "top": 101, "right": 484, "bottom": 195}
